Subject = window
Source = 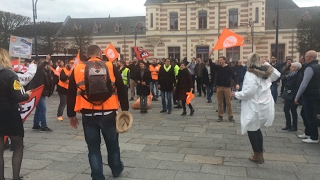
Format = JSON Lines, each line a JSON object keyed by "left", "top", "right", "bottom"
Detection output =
{"left": 150, "top": 13, "right": 154, "bottom": 28}
{"left": 196, "top": 46, "right": 209, "bottom": 61}
{"left": 255, "top": 7, "right": 259, "bottom": 23}
{"left": 271, "top": 44, "right": 285, "bottom": 62}
{"left": 226, "top": 46, "right": 240, "bottom": 61}
{"left": 198, "top": 11, "right": 207, "bottom": 29}
{"left": 229, "top": 9, "right": 238, "bottom": 28}
{"left": 170, "top": 12, "right": 178, "bottom": 30}
{"left": 168, "top": 47, "right": 180, "bottom": 60}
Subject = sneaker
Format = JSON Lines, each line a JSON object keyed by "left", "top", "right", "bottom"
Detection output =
{"left": 181, "top": 111, "right": 187, "bottom": 116}
{"left": 207, "top": 100, "right": 212, "bottom": 103}
{"left": 160, "top": 110, "right": 167, "bottom": 113}
{"left": 190, "top": 109, "right": 195, "bottom": 116}
{"left": 40, "top": 126, "right": 53, "bottom": 132}
{"left": 228, "top": 116, "right": 235, "bottom": 122}
{"left": 32, "top": 125, "right": 41, "bottom": 130}
{"left": 297, "top": 133, "right": 310, "bottom": 139}
{"left": 302, "top": 138, "right": 319, "bottom": 144}
{"left": 57, "top": 116, "right": 63, "bottom": 121}
{"left": 288, "top": 127, "right": 297, "bottom": 132}
{"left": 217, "top": 116, "right": 223, "bottom": 122}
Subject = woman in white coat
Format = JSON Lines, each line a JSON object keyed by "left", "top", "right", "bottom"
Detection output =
{"left": 232, "top": 53, "right": 279, "bottom": 164}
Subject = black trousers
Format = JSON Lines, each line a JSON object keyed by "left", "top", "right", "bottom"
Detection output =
{"left": 181, "top": 100, "right": 193, "bottom": 112}
{"left": 196, "top": 77, "right": 205, "bottom": 95}
{"left": 247, "top": 129, "right": 263, "bottom": 153}
{"left": 283, "top": 103, "right": 298, "bottom": 129}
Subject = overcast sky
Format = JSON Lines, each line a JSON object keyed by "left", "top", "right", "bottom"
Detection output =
{"left": 0, "top": 0, "right": 319, "bottom": 22}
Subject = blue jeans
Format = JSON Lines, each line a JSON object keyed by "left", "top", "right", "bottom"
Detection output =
{"left": 140, "top": 95, "right": 147, "bottom": 108}
{"left": 206, "top": 84, "right": 214, "bottom": 101}
{"left": 301, "top": 96, "right": 319, "bottom": 140}
{"left": 150, "top": 81, "right": 158, "bottom": 98}
{"left": 82, "top": 112, "right": 123, "bottom": 180}
{"left": 33, "top": 96, "right": 47, "bottom": 127}
{"left": 161, "top": 91, "right": 172, "bottom": 111}
{"left": 270, "top": 83, "right": 278, "bottom": 103}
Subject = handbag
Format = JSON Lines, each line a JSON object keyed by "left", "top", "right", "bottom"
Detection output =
{"left": 281, "top": 89, "right": 295, "bottom": 100}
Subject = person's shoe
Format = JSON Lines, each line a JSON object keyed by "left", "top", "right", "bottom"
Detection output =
{"left": 288, "top": 127, "right": 297, "bottom": 132}
{"left": 112, "top": 161, "right": 124, "bottom": 178}
{"left": 249, "top": 152, "right": 264, "bottom": 164}
{"left": 57, "top": 116, "right": 63, "bottom": 121}
{"left": 217, "top": 116, "right": 223, "bottom": 122}
{"left": 160, "top": 110, "right": 167, "bottom": 113}
{"left": 32, "top": 125, "right": 41, "bottom": 130}
{"left": 40, "top": 126, "right": 53, "bottom": 132}
{"left": 129, "top": 97, "right": 134, "bottom": 101}
{"left": 302, "top": 138, "right": 319, "bottom": 144}
{"left": 204, "top": 92, "right": 206, "bottom": 96}
{"left": 174, "top": 101, "right": 178, "bottom": 105}
{"left": 298, "top": 133, "right": 310, "bottom": 139}
{"left": 282, "top": 127, "right": 290, "bottom": 130}
{"left": 167, "top": 110, "right": 172, "bottom": 114}
{"left": 207, "top": 100, "right": 212, "bottom": 103}
{"left": 190, "top": 109, "right": 195, "bottom": 116}
{"left": 228, "top": 116, "right": 235, "bottom": 122}
{"left": 174, "top": 105, "right": 182, "bottom": 109}
{"left": 181, "top": 111, "right": 187, "bottom": 116}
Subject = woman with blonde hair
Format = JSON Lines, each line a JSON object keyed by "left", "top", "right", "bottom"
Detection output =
{"left": 0, "top": 48, "right": 31, "bottom": 180}
{"left": 232, "top": 53, "right": 279, "bottom": 164}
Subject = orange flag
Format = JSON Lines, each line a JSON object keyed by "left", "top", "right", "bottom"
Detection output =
{"left": 104, "top": 43, "right": 119, "bottom": 62}
{"left": 213, "top": 28, "right": 244, "bottom": 50}
{"left": 50, "top": 66, "right": 60, "bottom": 76}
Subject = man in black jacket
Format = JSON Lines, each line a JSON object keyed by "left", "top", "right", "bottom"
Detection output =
{"left": 128, "top": 57, "right": 139, "bottom": 101}
{"left": 158, "top": 58, "right": 176, "bottom": 114}
{"left": 27, "top": 54, "right": 53, "bottom": 132}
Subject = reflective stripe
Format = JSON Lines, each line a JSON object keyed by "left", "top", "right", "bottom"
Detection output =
{"left": 84, "top": 111, "right": 113, "bottom": 116}
{"left": 77, "top": 81, "right": 85, "bottom": 86}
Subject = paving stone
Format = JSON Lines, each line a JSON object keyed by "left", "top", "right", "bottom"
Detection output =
{"left": 142, "top": 145, "right": 180, "bottom": 153}
{"left": 247, "top": 167, "right": 298, "bottom": 180}
{"left": 193, "top": 133, "right": 223, "bottom": 138}
{"left": 56, "top": 145, "right": 88, "bottom": 153}
{"left": 224, "top": 175, "right": 262, "bottom": 180}
{"left": 223, "top": 157, "right": 259, "bottom": 168}
{"left": 157, "top": 140, "right": 192, "bottom": 148}
{"left": 24, "top": 170, "right": 76, "bottom": 180}
{"left": 5, "top": 159, "right": 53, "bottom": 170}
{"left": 44, "top": 161, "right": 89, "bottom": 173}
{"left": 156, "top": 161, "right": 201, "bottom": 172}
{"left": 295, "top": 163, "right": 320, "bottom": 173}
{"left": 141, "top": 134, "right": 181, "bottom": 141}
{"left": 39, "top": 152, "right": 78, "bottom": 161}
{"left": 120, "top": 143, "right": 146, "bottom": 151}
{"left": 294, "top": 172, "right": 320, "bottom": 180}
{"left": 147, "top": 152, "right": 185, "bottom": 162}
{"left": 303, "top": 155, "right": 320, "bottom": 164}
{"left": 214, "top": 150, "right": 250, "bottom": 158}
{"left": 183, "top": 127, "right": 206, "bottom": 133}
{"left": 27, "top": 144, "right": 63, "bottom": 152}
{"left": 126, "top": 167, "right": 177, "bottom": 179}
{"left": 258, "top": 161, "right": 298, "bottom": 171}
{"left": 70, "top": 173, "right": 92, "bottom": 180}
{"left": 173, "top": 171, "right": 224, "bottom": 180}
{"left": 201, "top": 164, "right": 247, "bottom": 176}
{"left": 120, "top": 157, "right": 160, "bottom": 168}
{"left": 263, "top": 153, "right": 307, "bottom": 163}
{"left": 178, "top": 147, "right": 215, "bottom": 156}
{"left": 121, "top": 150, "right": 150, "bottom": 159}
{"left": 190, "top": 142, "right": 226, "bottom": 150}
{"left": 128, "top": 138, "right": 161, "bottom": 145}
{"left": 184, "top": 155, "right": 223, "bottom": 165}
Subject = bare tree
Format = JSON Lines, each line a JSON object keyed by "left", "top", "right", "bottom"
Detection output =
{"left": 0, "top": 11, "right": 31, "bottom": 50}
{"left": 72, "top": 28, "right": 92, "bottom": 55}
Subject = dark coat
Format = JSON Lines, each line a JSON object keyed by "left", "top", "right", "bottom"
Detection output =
{"left": 202, "top": 66, "right": 215, "bottom": 86}
{"left": 128, "top": 63, "right": 139, "bottom": 80}
{"left": 281, "top": 71, "right": 303, "bottom": 104}
{"left": 158, "top": 65, "right": 176, "bottom": 92}
{"left": 135, "top": 68, "right": 152, "bottom": 96}
{"left": 27, "top": 61, "right": 53, "bottom": 97}
{"left": 175, "top": 68, "right": 193, "bottom": 100}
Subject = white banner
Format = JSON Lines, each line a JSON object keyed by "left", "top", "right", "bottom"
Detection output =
{"left": 9, "top": 36, "right": 33, "bottom": 59}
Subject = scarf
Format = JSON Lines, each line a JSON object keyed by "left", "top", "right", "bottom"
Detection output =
{"left": 163, "top": 65, "right": 171, "bottom": 72}
{"left": 285, "top": 70, "right": 298, "bottom": 80}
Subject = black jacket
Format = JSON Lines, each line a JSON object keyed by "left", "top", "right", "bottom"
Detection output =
{"left": 282, "top": 71, "right": 303, "bottom": 104}
{"left": 202, "top": 66, "right": 215, "bottom": 86}
{"left": 303, "top": 60, "right": 320, "bottom": 98}
{"left": 26, "top": 61, "right": 53, "bottom": 97}
{"left": 128, "top": 63, "right": 139, "bottom": 80}
{"left": 158, "top": 65, "right": 176, "bottom": 92}
{"left": 135, "top": 68, "right": 152, "bottom": 96}
{"left": 0, "top": 68, "right": 29, "bottom": 110}
{"left": 56, "top": 68, "right": 70, "bottom": 95}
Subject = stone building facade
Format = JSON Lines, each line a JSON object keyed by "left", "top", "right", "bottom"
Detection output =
{"left": 58, "top": 0, "right": 319, "bottom": 62}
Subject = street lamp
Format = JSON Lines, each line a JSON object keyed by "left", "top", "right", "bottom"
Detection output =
{"left": 131, "top": 24, "right": 146, "bottom": 47}
{"left": 32, "top": 0, "right": 39, "bottom": 61}
{"left": 241, "top": 21, "right": 256, "bottom": 52}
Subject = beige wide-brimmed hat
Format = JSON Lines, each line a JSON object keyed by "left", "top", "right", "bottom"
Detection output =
{"left": 116, "top": 111, "right": 133, "bottom": 133}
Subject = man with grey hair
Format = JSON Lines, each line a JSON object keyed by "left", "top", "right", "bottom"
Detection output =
{"left": 295, "top": 50, "right": 320, "bottom": 143}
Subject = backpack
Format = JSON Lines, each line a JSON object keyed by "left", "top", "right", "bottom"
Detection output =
{"left": 78, "top": 60, "right": 115, "bottom": 105}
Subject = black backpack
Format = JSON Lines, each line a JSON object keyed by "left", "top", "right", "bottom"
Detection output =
{"left": 78, "top": 60, "right": 115, "bottom": 105}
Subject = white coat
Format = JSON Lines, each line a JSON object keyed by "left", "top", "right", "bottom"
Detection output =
{"left": 235, "top": 65, "right": 280, "bottom": 134}
{"left": 16, "top": 63, "right": 37, "bottom": 86}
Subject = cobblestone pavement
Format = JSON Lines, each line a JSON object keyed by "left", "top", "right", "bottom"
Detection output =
{"left": 3, "top": 92, "right": 320, "bottom": 180}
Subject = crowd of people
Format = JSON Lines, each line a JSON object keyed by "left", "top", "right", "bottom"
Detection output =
{"left": 0, "top": 45, "right": 320, "bottom": 180}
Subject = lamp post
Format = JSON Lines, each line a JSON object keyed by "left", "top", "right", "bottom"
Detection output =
{"left": 32, "top": 0, "right": 39, "bottom": 61}
{"left": 241, "top": 21, "right": 256, "bottom": 52}
{"left": 131, "top": 25, "right": 146, "bottom": 47}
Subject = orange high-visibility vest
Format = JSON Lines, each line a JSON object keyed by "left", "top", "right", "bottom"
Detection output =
{"left": 149, "top": 64, "right": 161, "bottom": 80}
{"left": 73, "top": 58, "right": 119, "bottom": 112}
{"left": 58, "top": 68, "right": 72, "bottom": 89}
